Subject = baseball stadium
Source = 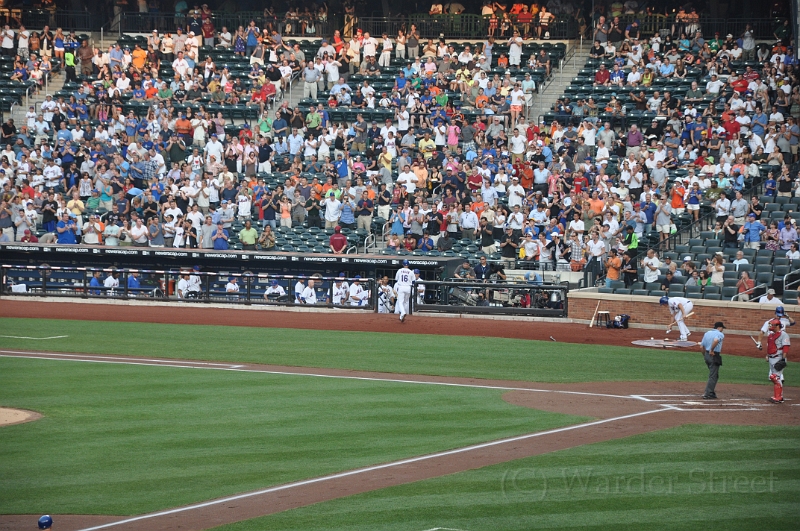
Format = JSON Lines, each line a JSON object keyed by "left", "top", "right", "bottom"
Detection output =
{"left": 1, "top": 0, "right": 799, "bottom": 530}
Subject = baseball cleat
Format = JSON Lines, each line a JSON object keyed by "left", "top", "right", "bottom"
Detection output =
{"left": 702, "top": 395, "right": 717, "bottom": 400}
{"left": 400, "top": 314, "right": 405, "bottom": 323}
{"left": 769, "top": 397, "right": 784, "bottom": 404}
{"left": 679, "top": 336, "right": 687, "bottom": 341}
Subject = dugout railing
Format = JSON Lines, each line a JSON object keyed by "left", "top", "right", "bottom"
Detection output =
{"left": 409, "top": 280, "right": 568, "bottom": 317}
{"left": 0, "top": 265, "right": 376, "bottom": 310}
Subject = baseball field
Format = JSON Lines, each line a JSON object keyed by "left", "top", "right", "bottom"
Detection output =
{"left": 1, "top": 303, "right": 799, "bottom": 531}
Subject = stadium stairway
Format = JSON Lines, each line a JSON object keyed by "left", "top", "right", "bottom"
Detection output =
{"left": 528, "top": 41, "right": 584, "bottom": 125}
{"left": 10, "top": 70, "right": 65, "bottom": 126}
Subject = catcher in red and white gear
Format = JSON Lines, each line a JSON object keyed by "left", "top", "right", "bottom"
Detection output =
{"left": 766, "top": 318, "right": 790, "bottom": 404}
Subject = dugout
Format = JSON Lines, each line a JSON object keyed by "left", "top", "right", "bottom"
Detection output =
{"left": 0, "top": 243, "right": 460, "bottom": 280}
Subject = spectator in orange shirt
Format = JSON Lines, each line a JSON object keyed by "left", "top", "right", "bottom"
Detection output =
{"left": 131, "top": 44, "right": 147, "bottom": 71}
{"left": 145, "top": 85, "right": 159, "bottom": 99}
{"left": 175, "top": 114, "right": 193, "bottom": 142}
{"left": 471, "top": 193, "right": 486, "bottom": 219}
{"left": 310, "top": 177, "right": 323, "bottom": 200}
{"left": 475, "top": 88, "right": 489, "bottom": 109}
{"left": 670, "top": 180, "right": 686, "bottom": 216}
{"left": 363, "top": 181, "right": 376, "bottom": 200}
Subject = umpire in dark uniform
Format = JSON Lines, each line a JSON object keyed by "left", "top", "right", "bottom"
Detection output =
{"left": 700, "top": 322, "right": 725, "bottom": 399}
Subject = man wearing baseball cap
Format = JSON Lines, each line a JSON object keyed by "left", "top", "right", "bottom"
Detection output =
{"left": 742, "top": 213, "right": 766, "bottom": 250}
{"left": 755, "top": 306, "right": 795, "bottom": 350}
{"left": 700, "top": 322, "right": 726, "bottom": 399}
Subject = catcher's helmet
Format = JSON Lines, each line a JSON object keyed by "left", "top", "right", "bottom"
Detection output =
{"left": 659, "top": 296, "right": 669, "bottom": 305}
{"left": 776, "top": 306, "right": 785, "bottom": 316}
{"left": 38, "top": 515, "right": 53, "bottom": 529}
{"left": 769, "top": 318, "right": 783, "bottom": 328}
{"left": 402, "top": 259, "right": 409, "bottom": 266}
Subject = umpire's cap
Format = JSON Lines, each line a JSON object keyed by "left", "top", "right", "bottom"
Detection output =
{"left": 38, "top": 515, "right": 53, "bottom": 529}
{"left": 659, "top": 296, "right": 669, "bottom": 305}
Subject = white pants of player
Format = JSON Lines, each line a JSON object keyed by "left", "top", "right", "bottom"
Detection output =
{"left": 395, "top": 287, "right": 411, "bottom": 319}
{"left": 769, "top": 355, "right": 785, "bottom": 383}
{"left": 672, "top": 301, "right": 693, "bottom": 339}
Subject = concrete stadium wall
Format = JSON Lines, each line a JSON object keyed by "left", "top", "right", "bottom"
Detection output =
{"left": 568, "top": 291, "right": 797, "bottom": 335}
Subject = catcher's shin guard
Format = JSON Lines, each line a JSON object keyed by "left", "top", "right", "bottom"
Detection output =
{"left": 771, "top": 382, "right": 783, "bottom": 402}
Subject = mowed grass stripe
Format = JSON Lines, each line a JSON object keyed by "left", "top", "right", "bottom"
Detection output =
{"left": 0, "top": 318, "right": 777, "bottom": 385}
{"left": 210, "top": 425, "right": 800, "bottom": 531}
{"left": 0, "top": 356, "right": 582, "bottom": 515}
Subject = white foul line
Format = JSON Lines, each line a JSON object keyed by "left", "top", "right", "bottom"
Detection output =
{"left": 0, "top": 335, "right": 69, "bottom": 340}
{"left": 0, "top": 350, "right": 635, "bottom": 400}
{"left": 74, "top": 408, "right": 669, "bottom": 531}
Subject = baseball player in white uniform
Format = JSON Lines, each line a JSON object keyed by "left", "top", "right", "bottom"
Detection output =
{"left": 187, "top": 267, "right": 203, "bottom": 296}
{"left": 660, "top": 295, "right": 694, "bottom": 341}
{"left": 299, "top": 278, "right": 317, "bottom": 304}
{"left": 332, "top": 277, "right": 349, "bottom": 305}
{"left": 394, "top": 260, "right": 414, "bottom": 322}
{"left": 755, "top": 306, "right": 795, "bottom": 350}
{"left": 377, "top": 276, "right": 396, "bottom": 314}
{"left": 766, "top": 318, "right": 790, "bottom": 403}
{"left": 103, "top": 272, "right": 120, "bottom": 297}
{"left": 413, "top": 269, "right": 425, "bottom": 307}
{"left": 294, "top": 276, "right": 306, "bottom": 304}
{"left": 264, "top": 280, "right": 286, "bottom": 300}
{"left": 225, "top": 276, "right": 239, "bottom": 300}
{"left": 348, "top": 276, "right": 369, "bottom": 306}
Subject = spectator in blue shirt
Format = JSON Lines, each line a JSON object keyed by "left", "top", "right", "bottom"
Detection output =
{"left": 417, "top": 231, "right": 434, "bottom": 251}
{"left": 609, "top": 65, "right": 625, "bottom": 84}
{"left": 212, "top": 223, "right": 229, "bottom": 250}
{"left": 659, "top": 58, "right": 675, "bottom": 77}
{"left": 742, "top": 213, "right": 766, "bottom": 249}
{"left": 731, "top": 169, "right": 745, "bottom": 192}
{"left": 75, "top": 103, "right": 89, "bottom": 122}
{"left": 56, "top": 124, "right": 72, "bottom": 142}
{"left": 641, "top": 196, "right": 657, "bottom": 233}
{"left": 56, "top": 212, "right": 78, "bottom": 244}
{"left": 751, "top": 109, "right": 767, "bottom": 137}
{"left": 764, "top": 174, "right": 777, "bottom": 196}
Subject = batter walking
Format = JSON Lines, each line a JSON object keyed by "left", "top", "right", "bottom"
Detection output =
{"left": 700, "top": 322, "right": 725, "bottom": 399}
{"left": 766, "top": 318, "right": 790, "bottom": 403}
{"left": 394, "top": 259, "right": 414, "bottom": 322}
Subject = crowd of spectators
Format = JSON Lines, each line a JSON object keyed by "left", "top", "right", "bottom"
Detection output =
{"left": 0, "top": 9, "right": 797, "bottom": 292}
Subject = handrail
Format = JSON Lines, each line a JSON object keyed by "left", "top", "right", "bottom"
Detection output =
{"left": 24, "top": 83, "right": 35, "bottom": 111}
{"left": 364, "top": 233, "right": 376, "bottom": 252}
{"left": 381, "top": 219, "right": 390, "bottom": 244}
{"left": 784, "top": 267, "right": 800, "bottom": 292}
{"left": 730, "top": 282, "right": 768, "bottom": 301}
{"left": 346, "top": 245, "right": 358, "bottom": 254}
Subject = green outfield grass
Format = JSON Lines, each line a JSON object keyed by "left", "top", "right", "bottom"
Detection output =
{"left": 1, "top": 317, "right": 794, "bottom": 525}
{"left": 210, "top": 425, "right": 800, "bottom": 531}
{"left": 0, "top": 356, "right": 581, "bottom": 515}
{"left": 0, "top": 318, "right": 782, "bottom": 385}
